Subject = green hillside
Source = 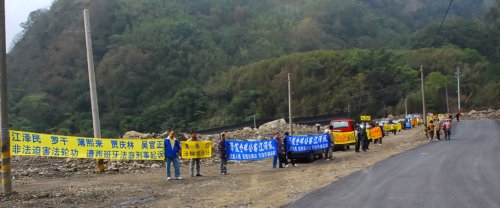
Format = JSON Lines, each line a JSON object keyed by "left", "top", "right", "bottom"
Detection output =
{"left": 7, "top": 0, "right": 500, "bottom": 137}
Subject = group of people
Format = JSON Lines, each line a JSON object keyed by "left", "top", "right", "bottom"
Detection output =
{"left": 162, "top": 118, "right": 422, "bottom": 181}
{"left": 162, "top": 130, "right": 302, "bottom": 180}
{"left": 272, "top": 132, "right": 300, "bottom": 168}
{"left": 426, "top": 116, "right": 452, "bottom": 141}
{"left": 163, "top": 130, "right": 207, "bottom": 180}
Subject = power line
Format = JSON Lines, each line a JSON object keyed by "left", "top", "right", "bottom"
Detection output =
{"left": 433, "top": 0, "right": 455, "bottom": 46}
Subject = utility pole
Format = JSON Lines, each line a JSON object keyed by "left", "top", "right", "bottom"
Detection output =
{"left": 404, "top": 97, "right": 408, "bottom": 118}
{"left": 84, "top": 9, "right": 104, "bottom": 173}
{"left": 455, "top": 67, "right": 461, "bottom": 111}
{"left": 0, "top": 0, "right": 12, "bottom": 194}
{"left": 420, "top": 65, "right": 427, "bottom": 125}
{"left": 288, "top": 73, "right": 293, "bottom": 135}
{"left": 347, "top": 103, "right": 350, "bottom": 119}
{"left": 445, "top": 85, "right": 450, "bottom": 113}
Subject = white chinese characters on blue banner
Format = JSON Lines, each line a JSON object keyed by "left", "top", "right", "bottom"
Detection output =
{"left": 226, "top": 139, "right": 277, "bottom": 160}
{"left": 286, "top": 133, "right": 331, "bottom": 152}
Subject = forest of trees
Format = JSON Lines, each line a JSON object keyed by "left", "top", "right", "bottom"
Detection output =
{"left": 7, "top": 0, "right": 500, "bottom": 137}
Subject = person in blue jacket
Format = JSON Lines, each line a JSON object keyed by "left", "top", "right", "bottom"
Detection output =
{"left": 164, "top": 130, "right": 182, "bottom": 180}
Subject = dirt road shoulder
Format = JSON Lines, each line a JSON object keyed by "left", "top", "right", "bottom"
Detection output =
{"left": 2, "top": 126, "right": 427, "bottom": 208}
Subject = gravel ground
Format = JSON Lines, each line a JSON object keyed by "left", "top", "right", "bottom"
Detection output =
{"left": 1, "top": 125, "right": 427, "bottom": 208}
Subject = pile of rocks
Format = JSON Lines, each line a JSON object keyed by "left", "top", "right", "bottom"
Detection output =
{"left": 463, "top": 109, "right": 500, "bottom": 120}
{"left": 224, "top": 118, "right": 319, "bottom": 140}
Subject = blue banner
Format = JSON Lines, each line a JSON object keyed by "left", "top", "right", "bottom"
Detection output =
{"left": 286, "top": 133, "right": 331, "bottom": 152}
{"left": 226, "top": 140, "right": 277, "bottom": 161}
{"left": 405, "top": 122, "right": 412, "bottom": 128}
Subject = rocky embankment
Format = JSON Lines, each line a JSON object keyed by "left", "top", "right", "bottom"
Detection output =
{"left": 462, "top": 109, "right": 500, "bottom": 120}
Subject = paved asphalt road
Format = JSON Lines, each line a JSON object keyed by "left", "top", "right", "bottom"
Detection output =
{"left": 288, "top": 120, "right": 500, "bottom": 208}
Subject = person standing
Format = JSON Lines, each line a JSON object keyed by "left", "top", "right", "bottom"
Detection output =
{"left": 323, "top": 125, "right": 334, "bottom": 160}
{"left": 455, "top": 112, "right": 461, "bottom": 122}
{"left": 434, "top": 120, "right": 441, "bottom": 141}
{"left": 187, "top": 132, "right": 202, "bottom": 177}
{"left": 355, "top": 125, "right": 367, "bottom": 152}
{"left": 273, "top": 132, "right": 284, "bottom": 168}
{"left": 219, "top": 132, "right": 228, "bottom": 175}
{"left": 363, "top": 125, "right": 370, "bottom": 151}
{"left": 164, "top": 130, "right": 182, "bottom": 180}
{"left": 427, "top": 120, "right": 435, "bottom": 141}
{"left": 375, "top": 125, "right": 383, "bottom": 145}
{"left": 283, "top": 132, "right": 298, "bottom": 167}
{"left": 443, "top": 119, "right": 452, "bottom": 140}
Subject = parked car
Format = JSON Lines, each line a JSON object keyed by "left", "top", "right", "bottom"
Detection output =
{"left": 287, "top": 149, "right": 323, "bottom": 162}
{"left": 285, "top": 134, "right": 323, "bottom": 162}
{"left": 330, "top": 119, "right": 357, "bottom": 151}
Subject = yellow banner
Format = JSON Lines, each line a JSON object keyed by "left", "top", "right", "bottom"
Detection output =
{"left": 360, "top": 115, "right": 371, "bottom": 121}
{"left": 395, "top": 123, "right": 402, "bottom": 131}
{"left": 369, "top": 127, "right": 382, "bottom": 140}
{"left": 383, "top": 124, "right": 396, "bottom": 131}
{"left": 411, "top": 119, "right": 417, "bottom": 126}
{"left": 180, "top": 141, "right": 212, "bottom": 159}
{"left": 10, "top": 130, "right": 164, "bottom": 160}
{"left": 332, "top": 131, "right": 356, "bottom": 144}
{"left": 384, "top": 123, "right": 402, "bottom": 131}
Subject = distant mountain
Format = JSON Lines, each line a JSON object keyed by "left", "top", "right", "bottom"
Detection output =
{"left": 7, "top": 0, "right": 500, "bottom": 136}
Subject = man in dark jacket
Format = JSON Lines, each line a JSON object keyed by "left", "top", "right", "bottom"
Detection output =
{"left": 356, "top": 125, "right": 368, "bottom": 152}
{"left": 218, "top": 132, "right": 228, "bottom": 175}
{"left": 164, "top": 130, "right": 182, "bottom": 180}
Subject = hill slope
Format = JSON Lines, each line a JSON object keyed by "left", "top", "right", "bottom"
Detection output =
{"left": 7, "top": 0, "right": 500, "bottom": 136}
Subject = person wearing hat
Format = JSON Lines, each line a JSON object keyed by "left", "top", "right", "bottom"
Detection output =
{"left": 443, "top": 119, "right": 452, "bottom": 140}
{"left": 164, "top": 130, "right": 182, "bottom": 180}
{"left": 218, "top": 132, "right": 228, "bottom": 175}
{"left": 187, "top": 132, "right": 203, "bottom": 177}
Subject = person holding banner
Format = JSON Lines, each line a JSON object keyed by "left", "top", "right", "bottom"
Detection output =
{"left": 219, "top": 132, "right": 228, "bottom": 175}
{"left": 187, "top": 132, "right": 203, "bottom": 177}
{"left": 283, "top": 132, "right": 298, "bottom": 167}
{"left": 434, "top": 121, "right": 442, "bottom": 141}
{"left": 164, "top": 130, "right": 182, "bottom": 180}
{"left": 427, "top": 120, "right": 435, "bottom": 141}
{"left": 355, "top": 125, "right": 367, "bottom": 152}
{"left": 273, "top": 132, "right": 285, "bottom": 168}
{"left": 323, "top": 125, "right": 334, "bottom": 160}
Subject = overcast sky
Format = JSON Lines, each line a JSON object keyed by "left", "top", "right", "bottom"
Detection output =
{"left": 6, "top": 0, "right": 54, "bottom": 50}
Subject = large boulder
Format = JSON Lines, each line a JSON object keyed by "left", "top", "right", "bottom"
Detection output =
{"left": 122, "top": 131, "right": 148, "bottom": 139}
{"left": 468, "top": 110, "right": 477, "bottom": 115}
{"left": 258, "top": 119, "right": 287, "bottom": 132}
